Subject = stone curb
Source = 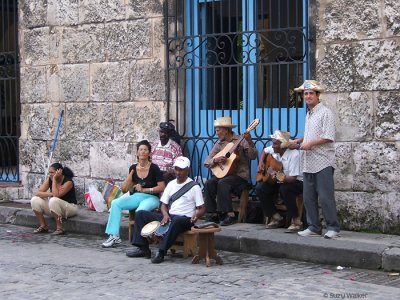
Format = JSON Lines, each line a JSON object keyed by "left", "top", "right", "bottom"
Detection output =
{"left": 1, "top": 206, "right": 399, "bottom": 272}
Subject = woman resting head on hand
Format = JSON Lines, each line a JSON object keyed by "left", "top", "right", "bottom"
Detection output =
{"left": 31, "top": 163, "right": 77, "bottom": 235}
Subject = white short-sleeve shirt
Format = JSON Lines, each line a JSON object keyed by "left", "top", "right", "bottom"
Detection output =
{"left": 160, "top": 178, "right": 204, "bottom": 217}
{"left": 264, "top": 146, "right": 303, "bottom": 181}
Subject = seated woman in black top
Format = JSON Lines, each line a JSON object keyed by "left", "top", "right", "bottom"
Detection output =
{"left": 102, "top": 140, "right": 165, "bottom": 248}
{"left": 30, "top": 163, "right": 77, "bottom": 235}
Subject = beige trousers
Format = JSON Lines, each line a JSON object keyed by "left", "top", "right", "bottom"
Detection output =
{"left": 30, "top": 196, "right": 78, "bottom": 219}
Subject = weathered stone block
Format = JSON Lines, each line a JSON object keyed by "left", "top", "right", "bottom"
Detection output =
{"left": 72, "top": 177, "right": 85, "bottom": 205}
{"left": 19, "top": 139, "right": 48, "bottom": 173}
{"left": 336, "top": 92, "right": 374, "bottom": 141}
{"left": 334, "top": 143, "right": 353, "bottom": 191}
{"left": 89, "top": 142, "right": 133, "bottom": 180}
{"left": 56, "top": 140, "right": 91, "bottom": 177}
{"left": 65, "top": 103, "right": 113, "bottom": 141}
{"left": 316, "top": 44, "right": 354, "bottom": 92}
{"left": 22, "top": 104, "right": 66, "bottom": 141}
{"left": 353, "top": 142, "right": 400, "bottom": 192}
{"left": 320, "top": 0, "right": 381, "bottom": 42}
{"left": 79, "top": 0, "right": 125, "bottom": 23}
{"left": 48, "top": 64, "right": 91, "bottom": 102}
{"left": 90, "top": 62, "right": 130, "bottom": 102}
{"left": 113, "top": 101, "right": 166, "bottom": 142}
{"left": 338, "top": 192, "right": 384, "bottom": 231}
{"left": 375, "top": 91, "right": 400, "bottom": 140}
{"left": 19, "top": 0, "right": 47, "bottom": 28}
{"left": 47, "top": 0, "right": 79, "bottom": 26}
{"left": 104, "top": 20, "right": 152, "bottom": 61}
{"left": 25, "top": 172, "right": 46, "bottom": 200}
{"left": 22, "top": 28, "right": 50, "bottom": 66}
{"left": 385, "top": 0, "right": 400, "bottom": 35}
{"left": 61, "top": 25, "right": 105, "bottom": 63}
{"left": 126, "top": 0, "right": 163, "bottom": 19}
{"left": 382, "top": 192, "right": 400, "bottom": 233}
{"left": 130, "top": 59, "right": 165, "bottom": 101}
{"left": 152, "top": 17, "right": 165, "bottom": 60}
{"left": 0, "top": 187, "right": 21, "bottom": 202}
{"left": 354, "top": 39, "right": 400, "bottom": 91}
{"left": 20, "top": 67, "right": 47, "bottom": 103}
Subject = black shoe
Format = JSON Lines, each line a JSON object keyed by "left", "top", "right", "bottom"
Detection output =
{"left": 220, "top": 215, "right": 237, "bottom": 226}
{"left": 126, "top": 247, "right": 151, "bottom": 258}
{"left": 205, "top": 214, "right": 220, "bottom": 224}
{"left": 151, "top": 251, "right": 165, "bottom": 264}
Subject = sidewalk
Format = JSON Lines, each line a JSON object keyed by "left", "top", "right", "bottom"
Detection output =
{"left": 1, "top": 201, "right": 399, "bottom": 272}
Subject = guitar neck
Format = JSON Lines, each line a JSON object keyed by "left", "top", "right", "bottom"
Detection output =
{"left": 225, "top": 134, "right": 245, "bottom": 158}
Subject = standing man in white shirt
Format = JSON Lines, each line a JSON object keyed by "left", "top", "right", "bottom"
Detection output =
{"left": 293, "top": 80, "right": 340, "bottom": 239}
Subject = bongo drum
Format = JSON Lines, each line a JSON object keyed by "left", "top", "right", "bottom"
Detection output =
{"left": 141, "top": 221, "right": 160, "bottom": 244}
{"left": 154, "top": 221, "right": 170, "bottom": 240}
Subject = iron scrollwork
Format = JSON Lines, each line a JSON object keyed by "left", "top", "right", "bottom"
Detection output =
{"left": 168, "top": 28, "right": 306, "bottom": 69}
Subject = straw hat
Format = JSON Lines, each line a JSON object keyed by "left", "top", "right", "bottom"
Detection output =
{"left": 294, "top": 80, "right": 325, "bottom": 93}
{"left": 269, "top": 130, "right": 293, "bottom": 149}
{"left": 214, "top": 117, "right": 237, "bottom": 128}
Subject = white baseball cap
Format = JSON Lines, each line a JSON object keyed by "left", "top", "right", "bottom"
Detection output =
{"left": 173, "top": 156, "right": 190, "bottom": 169}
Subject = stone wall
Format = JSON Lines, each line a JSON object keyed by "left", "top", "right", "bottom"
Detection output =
{"left": 317, "top": 0, "right": 400, "bottom": 233}
{"left": 9, "top": 0, "right": 168, "bottom": 203}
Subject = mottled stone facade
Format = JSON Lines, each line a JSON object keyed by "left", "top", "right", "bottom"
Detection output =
{"left": 5, "top": 0, "right": 167, "bottom": 203}
{"left": 317, "top": 0, "right": 400, "bottom": 233}
{"left": 1, "top": 0, "right": 399, "bottom": 233}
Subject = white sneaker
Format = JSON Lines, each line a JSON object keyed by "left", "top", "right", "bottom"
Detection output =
{"left": 324, "top": 230, "right": 340, "bottom": 239}
{"left": 298, "top": 228, "right": 321, "bottom": 237}
{"left": 102, "top": 235, "right": 122, "bottom": 248}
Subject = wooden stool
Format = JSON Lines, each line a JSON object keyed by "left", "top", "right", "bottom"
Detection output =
{"left": 170, "top": 230, "right": 198, "bottom": 258}
{"left": 128, "top": 210, "right": 136, "bottom": 242}
{"left": 238, "top": 189, "right": 249, "bottom": 223}
{"left": 231, "top": 182, "right": 252, "bottom": 223}
{"left": 191, "top": 226, "right": 223, "bottom": 267}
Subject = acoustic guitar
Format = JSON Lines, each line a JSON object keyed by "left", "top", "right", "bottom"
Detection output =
{"left": 211, "top": 119, "right": 260, "bottom": 179}
{"left": 256, "top": 153, "right": 285, "bottom": 184}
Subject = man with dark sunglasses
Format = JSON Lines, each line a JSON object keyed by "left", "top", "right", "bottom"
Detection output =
{"left": 151, "top": 122, "right": 183, "bottom": 184}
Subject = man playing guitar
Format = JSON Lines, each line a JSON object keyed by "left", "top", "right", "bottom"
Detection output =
{"left": 204, "top": 117, "right": 258, "bottom": 226}
{"left": 256, "top": 130, "right": 303, "bottom": 232}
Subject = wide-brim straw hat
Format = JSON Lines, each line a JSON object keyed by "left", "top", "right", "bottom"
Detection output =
{"left": 294, "top": 80, "right": 325, "bottom": 93}
{"left": 269, "top": 130, "right": 293, "bottom": 149}
{"left": 214, "top": 116, "right": 237, "bottom": 128}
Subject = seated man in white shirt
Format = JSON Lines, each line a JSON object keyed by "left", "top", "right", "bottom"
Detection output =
{"left": 126, "top": 156, "right": 205, "bottom": 263}
{"left": 255, "top": 130, "right": 303, "bottom": 232}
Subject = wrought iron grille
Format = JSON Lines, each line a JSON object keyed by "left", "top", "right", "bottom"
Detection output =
{"left": 0, "top": 0, "right": 20, "bottom": 183}
{"left": 165, "top": 0, "right": 309, "bottom": 184}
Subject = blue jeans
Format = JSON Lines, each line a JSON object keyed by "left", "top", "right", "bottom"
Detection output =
{"left": 105, "top": 192, "right": 159, "bottom": 237}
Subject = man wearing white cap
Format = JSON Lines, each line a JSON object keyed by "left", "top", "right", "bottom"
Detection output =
{"left": 256, "top": 130, "right": 303, "bottom": 232}
{"left": 126, "top": 156, "right": 205, "bottom": 263}
{"left": 292, "top": 80, "right": 340, "bottom": 239}
{"left": 203, "top": 116, "right": 258, "bottom": 226}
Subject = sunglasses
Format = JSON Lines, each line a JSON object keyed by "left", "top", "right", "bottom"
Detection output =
{"left": 160, "top": 122, "right": 175, "bottom": 131}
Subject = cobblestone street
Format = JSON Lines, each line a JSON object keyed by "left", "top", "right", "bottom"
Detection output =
{"left": 1, "top": 224, "right": 399, "bottom": 300}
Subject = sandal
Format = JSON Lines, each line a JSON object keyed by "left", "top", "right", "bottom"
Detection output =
{"left": 51, "top": 228, "right": 65, "bottom": 235}
{"left": 33, "top": 226, "right": 49, "bottom": 234}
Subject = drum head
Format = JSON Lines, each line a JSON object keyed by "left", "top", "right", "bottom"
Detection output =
{"left": 155, "top": 222, "right": 170, "bottom": 237}
{"left": 141, "top": 221, "right": 160, "bottom": 237}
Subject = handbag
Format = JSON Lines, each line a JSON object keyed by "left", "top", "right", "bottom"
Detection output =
{"left": 84, "top": 192, "right": 95, "bottom": 211}
{"left": 102, "top": 178, "right": 122, "bottom": 209}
